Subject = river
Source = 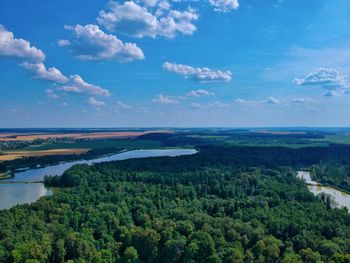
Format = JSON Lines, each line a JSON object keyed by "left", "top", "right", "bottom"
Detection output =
{"left": 297, "top": 171, "right": 350, "bottom": 210}
{"left": 0, "top": 149, "right": 197, "bottom": 210}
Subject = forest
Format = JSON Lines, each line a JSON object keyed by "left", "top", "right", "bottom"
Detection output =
{"left": 1, "top": 145, "right": 350, "bottom": 262}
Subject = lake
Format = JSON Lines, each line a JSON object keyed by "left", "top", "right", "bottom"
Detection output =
{"left": 0, "top": 149, "right": 197, "bottom": 210}
{"left": 297, "top": 171, "right": 350, "bottom": 210}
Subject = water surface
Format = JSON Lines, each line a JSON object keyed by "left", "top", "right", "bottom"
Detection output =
{"left": 0, "top": 149, "right": 197, "bottom": 210}
{"left": 0, "top": 184, "right": 52, "bottom": 210}
{"left": 297, "top": 171, "right": 350, "bottom": 210}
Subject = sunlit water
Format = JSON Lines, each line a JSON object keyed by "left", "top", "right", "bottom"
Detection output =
{"left": 0, "top": 149, "right": 197, "bottom": 210}
{"left": 297, "top": 171, "right": 350, "bottom": 210}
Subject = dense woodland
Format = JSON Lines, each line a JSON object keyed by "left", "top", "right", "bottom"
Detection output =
{"left": 1, "top": 145, "right": 350, "bottom": 262}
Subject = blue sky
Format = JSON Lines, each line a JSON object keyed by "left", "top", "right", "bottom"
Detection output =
{"left": 1, "top": 0, "right": 350, "bottom": 127}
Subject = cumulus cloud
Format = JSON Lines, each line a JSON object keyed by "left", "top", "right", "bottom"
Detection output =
{"left": 115, "top": 101, "right": 132, "bottom": 112}
{"left": 295, "top": 68, "right": 349, "bottom": 90}
{"left": 46, "top": 89, "right": 59, "bottom": 99}
{"left": 190, "top": 102, "right": 202, "bottom": 109}
{"left": 266, "top": 97, "right": 281, "bottom": 104}
{"left": 153, "top": 94, "right": 179, "bottom": 104}
{"left": 187, "top": 89, "right": 214, "bottom": 97}
{"left": 64, "top": 24, "right": 144, "bottom": 62}
{"left": 60, "top": 75, "right": 111, "bottom": 97}
{"left": 97, "top": 1, "right": 198, "bottom": 39}
{"left": 163, "top": 62, "right": 232, "bottom": 82}
{"left": 87, "top": 97, "right": 106, "bottom": 108}
{"left": 208, "top": 101, "right": 230, "bottom": 109}
{"left": 234, "top": 98, "right": 260, "bottom": 106}
{"left": 0, "top": 25, "right": 110, "bottom": 106}
{"left": 0, "top": 25, "right": 45, "bottom": 62}
{"left": 235, "top": 97, "right": 284, "bottom": 106}
{"left": 209, "top": 0, "right": 239, "bottom": 12}
{"left": 57, "top": 39, "right": 71, "bottom": 47}
{"left": 21, "top": 62, "right": 68, "bottom": 83}
{"left": 324, "top": 90, "right": 340, "bottom": 97}
{"left": 291, "top": 97, "right": 313, "bottom": 104}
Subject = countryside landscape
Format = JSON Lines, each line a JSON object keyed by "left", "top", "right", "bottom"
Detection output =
{"left": 1, "top": 0, "right": 350, "bottom": 262}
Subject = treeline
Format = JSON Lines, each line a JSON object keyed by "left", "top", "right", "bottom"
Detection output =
{"left": 1, "top": 146, "right": 350, "bottom": 262}
{"left": 138, "top": 131, "right": 326, "bottom": 147}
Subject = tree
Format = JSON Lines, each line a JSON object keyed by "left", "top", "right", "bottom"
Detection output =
{"left": 123, "top": 246, "right": 139, "bottom": 263}
{"left": 252, "top": 236, "right": 282, "bottom": 262}
{"left": 299, "top": 248, "right": 322, "bottom": 263}
{"left": 51, "top": 239, "right": 66, "bottom": 263}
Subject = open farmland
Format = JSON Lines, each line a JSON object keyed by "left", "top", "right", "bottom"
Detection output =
{"left": 0, "top": 148, "right": 89, "bottom": 161}
{"left": 0, "top": 130, "right": 172, "bottom": 142}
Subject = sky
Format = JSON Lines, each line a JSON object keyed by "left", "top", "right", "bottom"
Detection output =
{"left": 1, "top": 0, "right": 350, "bottom": 128}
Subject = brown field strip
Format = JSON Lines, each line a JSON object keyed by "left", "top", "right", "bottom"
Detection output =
{"left": 0, "top": 149, "right": 89, "bottom": 161}
{"left": 0, "top": 130, "right": 172, "bottom": 142}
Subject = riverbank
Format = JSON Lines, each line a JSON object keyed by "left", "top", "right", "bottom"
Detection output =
{"left": 297, "top": 171, "right": 350, "bottom": 210}
{"left": 0, "top": 148, "right": 198, "bottom": 210}
{"left": 306, "top": 169, "right": 350, "bottom": 195}
{"left": 0, "top": 171, "right": 12, "bottom": 180}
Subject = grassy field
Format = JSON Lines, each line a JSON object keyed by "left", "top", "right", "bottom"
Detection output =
{"left": 310, "top": 134, "right": 350, "bottom": 144}
{"left": 186, "top": 135, "right": 330, "bottom": 148}
{"left": 22, "top": 139, "right": 164, "bottom": 151}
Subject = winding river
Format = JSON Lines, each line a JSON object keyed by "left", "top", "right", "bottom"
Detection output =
{"left": 297, "top": 171, "right": 350, "bottom": 210}
{"left": 0, "top": 149, "right": 197, "bottom": 210}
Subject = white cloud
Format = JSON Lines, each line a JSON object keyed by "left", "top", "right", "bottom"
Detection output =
{"left": 295, "top": 68, "right": 350, "bottom": 97}
{"left": 163, "top": 62, "right": 232, "bottom": 82}
{"left": 64, "top": 24, "right": 144, "bottom": 62}
{"left": 266, "top": 97, "right": 281, "bottom": 104}
{"left": 187, "top": 89, "right": 214, "bottom": 97}
{"left": 115, "top": 101, "right": 132, "bottom": 111}
{"left": 153, "top": 94, "right": 179, "bottom": 104}
{"left": 291, "top": 97, "right": 313, "bottom": 104}
{"left": 208, "top": 101, "right": 230, "bottom": 109}
{"left": 46, "top": 89, "right": 59, "bottom": 99}
{"left": 60, "top": 75, "right": 111, "bottom": 97}
{"left": 209, "top": 0, "right": 239, "bottom": 12}
{"left": 0, "top": 25, "right": 45, "bottom": 62}
{"left": 0, "top": 25, "right": 110, "bottom": 106}
{"left": 235, "top": 97, "right": 285, "bottom": 106}
{"left": 190, "top": 102, "right": 202, "bottom": 109}
{"left": 21, "top": 62, "right": 68, "bottom": 83}
{"left": 324, "top": 90, "right": 340, "bottom": 97}
{"left": 294, "top": 68, "right": 349, "bottom": 90}
{"left": 87, "top": 97, "right": 106, "bottom": 108}
{"left": 97, "top": 1, "right": 198, "bottom": 39}
{"left": 234, "top": 98, "right": 261, "bottom": 106}
{"left": 60, "top": 102, "right": 69, "bottom": 107}
{"left": 57, "top": 39, "right": 71, "bottom": 47}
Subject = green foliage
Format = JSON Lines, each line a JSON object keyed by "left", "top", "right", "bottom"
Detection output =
{"left": 2, "top": 145, "right": 350, "bottom": 262}
{"left": 23, "top": 139, "right": 163, "bottom": 151}
{"left": 123, "top": 246, "right": 139, "bottom": 263}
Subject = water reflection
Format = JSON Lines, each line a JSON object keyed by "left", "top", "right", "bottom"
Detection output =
{"left": 0, "top": 149, "right": 197, "bottom": 210}
{"left": 297, "top": 171, "right": 350, "bottom": 210}
{"left": 0, "top": 183, "right": 52, "bottom": 210}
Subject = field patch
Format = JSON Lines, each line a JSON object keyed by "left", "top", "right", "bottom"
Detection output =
{"left": 0, "top": 149, "right": 89, "bottom": 161}
{"left": 0, "top": 130, "right": 172, "bottom": 142}
{"left": 23, "top": 139, "right": 163, "bottom": 151}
